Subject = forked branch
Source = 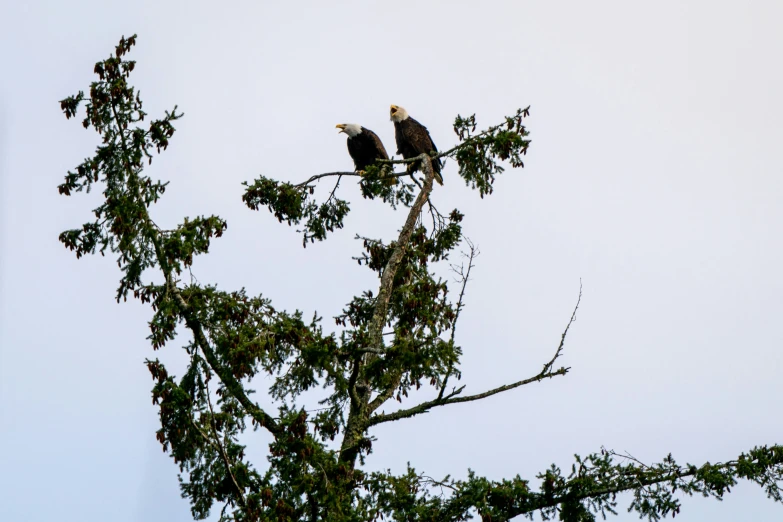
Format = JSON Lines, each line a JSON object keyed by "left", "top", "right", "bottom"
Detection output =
{"left": 365, "top": 153, "right": 438, "bottom": 353}
{"left": 340, "top": 154, "right": 437, "bottom": 465}
{"left": 367, "top": 281, "right": 582, "bottom": 426}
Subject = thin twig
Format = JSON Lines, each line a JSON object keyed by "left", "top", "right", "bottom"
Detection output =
{"left": 542, "top": 279, "right": 581, "bottom": 375}
{"left": 438, "top": 238, "right": 479, "bottom": 400}
{"left": 293, "top": 171, "right": 357, "bottom": 189}
{"left": 188, "top": 414, "right": 247, "bottom": 510}
{"left": 369, "top": 279, "right": 582, "bottom": 426}
{"left": 292, "top": 169, "right": 413, "bottom": 189}
{"left": 203, "top": 368, "right": 248, "bottom": 509}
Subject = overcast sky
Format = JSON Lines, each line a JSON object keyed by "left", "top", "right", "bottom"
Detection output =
{"left": 2, "top": 1, "right": 782, "bottom": 521}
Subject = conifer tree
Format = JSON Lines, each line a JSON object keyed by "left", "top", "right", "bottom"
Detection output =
{"left": 58, "top": 35, "right": 783, "bottom": 522}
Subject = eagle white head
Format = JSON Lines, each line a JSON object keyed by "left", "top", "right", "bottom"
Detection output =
{"left": 335, "top": 123, "right": 363, "bottom": 137}
{"left": 389, "top": 105, "right": 409, "bottom": 123}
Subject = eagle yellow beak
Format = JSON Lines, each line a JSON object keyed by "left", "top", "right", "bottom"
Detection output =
{"left": 335, "top": 124, "right": 346, "bottom": 133}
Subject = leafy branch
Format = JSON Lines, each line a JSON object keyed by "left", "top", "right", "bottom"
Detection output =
{"left": 453, "top": 444, "right": 783, "bottom": 521}
{"left": 241, "top": 109, "right": 531, "bottom": 245}
{"left": 58, "top": 35, "right": 282, "bottom": 439}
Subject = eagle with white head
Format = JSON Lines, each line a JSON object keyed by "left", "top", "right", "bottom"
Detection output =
{"left": 335, "top": 123, "right": 390, "bottom": 176}
{"left": 389, "top": 105, "right": 444, "bottom": 185}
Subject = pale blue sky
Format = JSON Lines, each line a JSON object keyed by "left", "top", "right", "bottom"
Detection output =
{"left": 1, "top": 1, "right": 782, "bottom": 520}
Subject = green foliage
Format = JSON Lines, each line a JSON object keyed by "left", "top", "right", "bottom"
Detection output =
{"left": 452, "top": 109, "right": 531, "bottom": 197}
{"left": 58, "top": 36, "right": 783, "bottom": 522}
{"left": 241, "top": 166, "right": 419, "bottom": 247}
{"left": 57, "top": 34, "right": 183, "bottom": 301}
{"left": 357, "top": 165, "right": 418, "bottom": 209}
{"left": 241, "top": 175, "right": 350, "bottom": 247}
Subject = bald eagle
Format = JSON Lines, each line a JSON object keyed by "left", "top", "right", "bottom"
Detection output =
{"left": 335, "top": 123, "right": 391, "bottom": 179}
{"left": 390, "top": 105, "right": 443, "bottom": 185}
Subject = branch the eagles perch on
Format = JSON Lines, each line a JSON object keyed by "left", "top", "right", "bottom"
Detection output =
{"left": 57, "top": 35, "right": 783, "bottom": 522}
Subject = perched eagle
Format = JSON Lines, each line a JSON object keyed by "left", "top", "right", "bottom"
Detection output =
{"left": 335, "top": 123, "right": 390, "bottom": 174}
{"left": 389, "top": 105, "right": 443, "bottom": 185}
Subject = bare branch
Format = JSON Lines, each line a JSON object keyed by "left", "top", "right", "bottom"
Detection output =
{"left": 291, "top": 169, "right": 412, "bottom": 190}
{"left": 368, "top": 280, "right": 582, "bottom": 426}
{"left": 293, "top": 171, "right": 357, "bottom": 188}
{"left": 325, "top": 174, "right": 343, "bottom": 204}
{"left": 368, "top": 367, "right": 567, "bottom": 426}
{"left": 438, "top": 238, "right": 479, "bottom": 400}
{"left": 542, "top": 279, "right": 582, "bottom": 375}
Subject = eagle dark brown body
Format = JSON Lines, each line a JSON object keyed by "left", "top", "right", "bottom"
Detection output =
{"left": 345, "top": 127, "right": 389, "bottom": 171}
{"left": 390, "top": 105, "right": 444, "bottom": 185}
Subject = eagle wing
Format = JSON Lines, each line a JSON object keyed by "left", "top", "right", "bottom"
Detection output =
{"left": 405, "top": 118, "right": 442, "bottom": 173}
{"left": 406, "top": 118, "right": 434, "bottom": 155}
{"left": 365, "top": 128, "right": 389, "bottom": 160}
